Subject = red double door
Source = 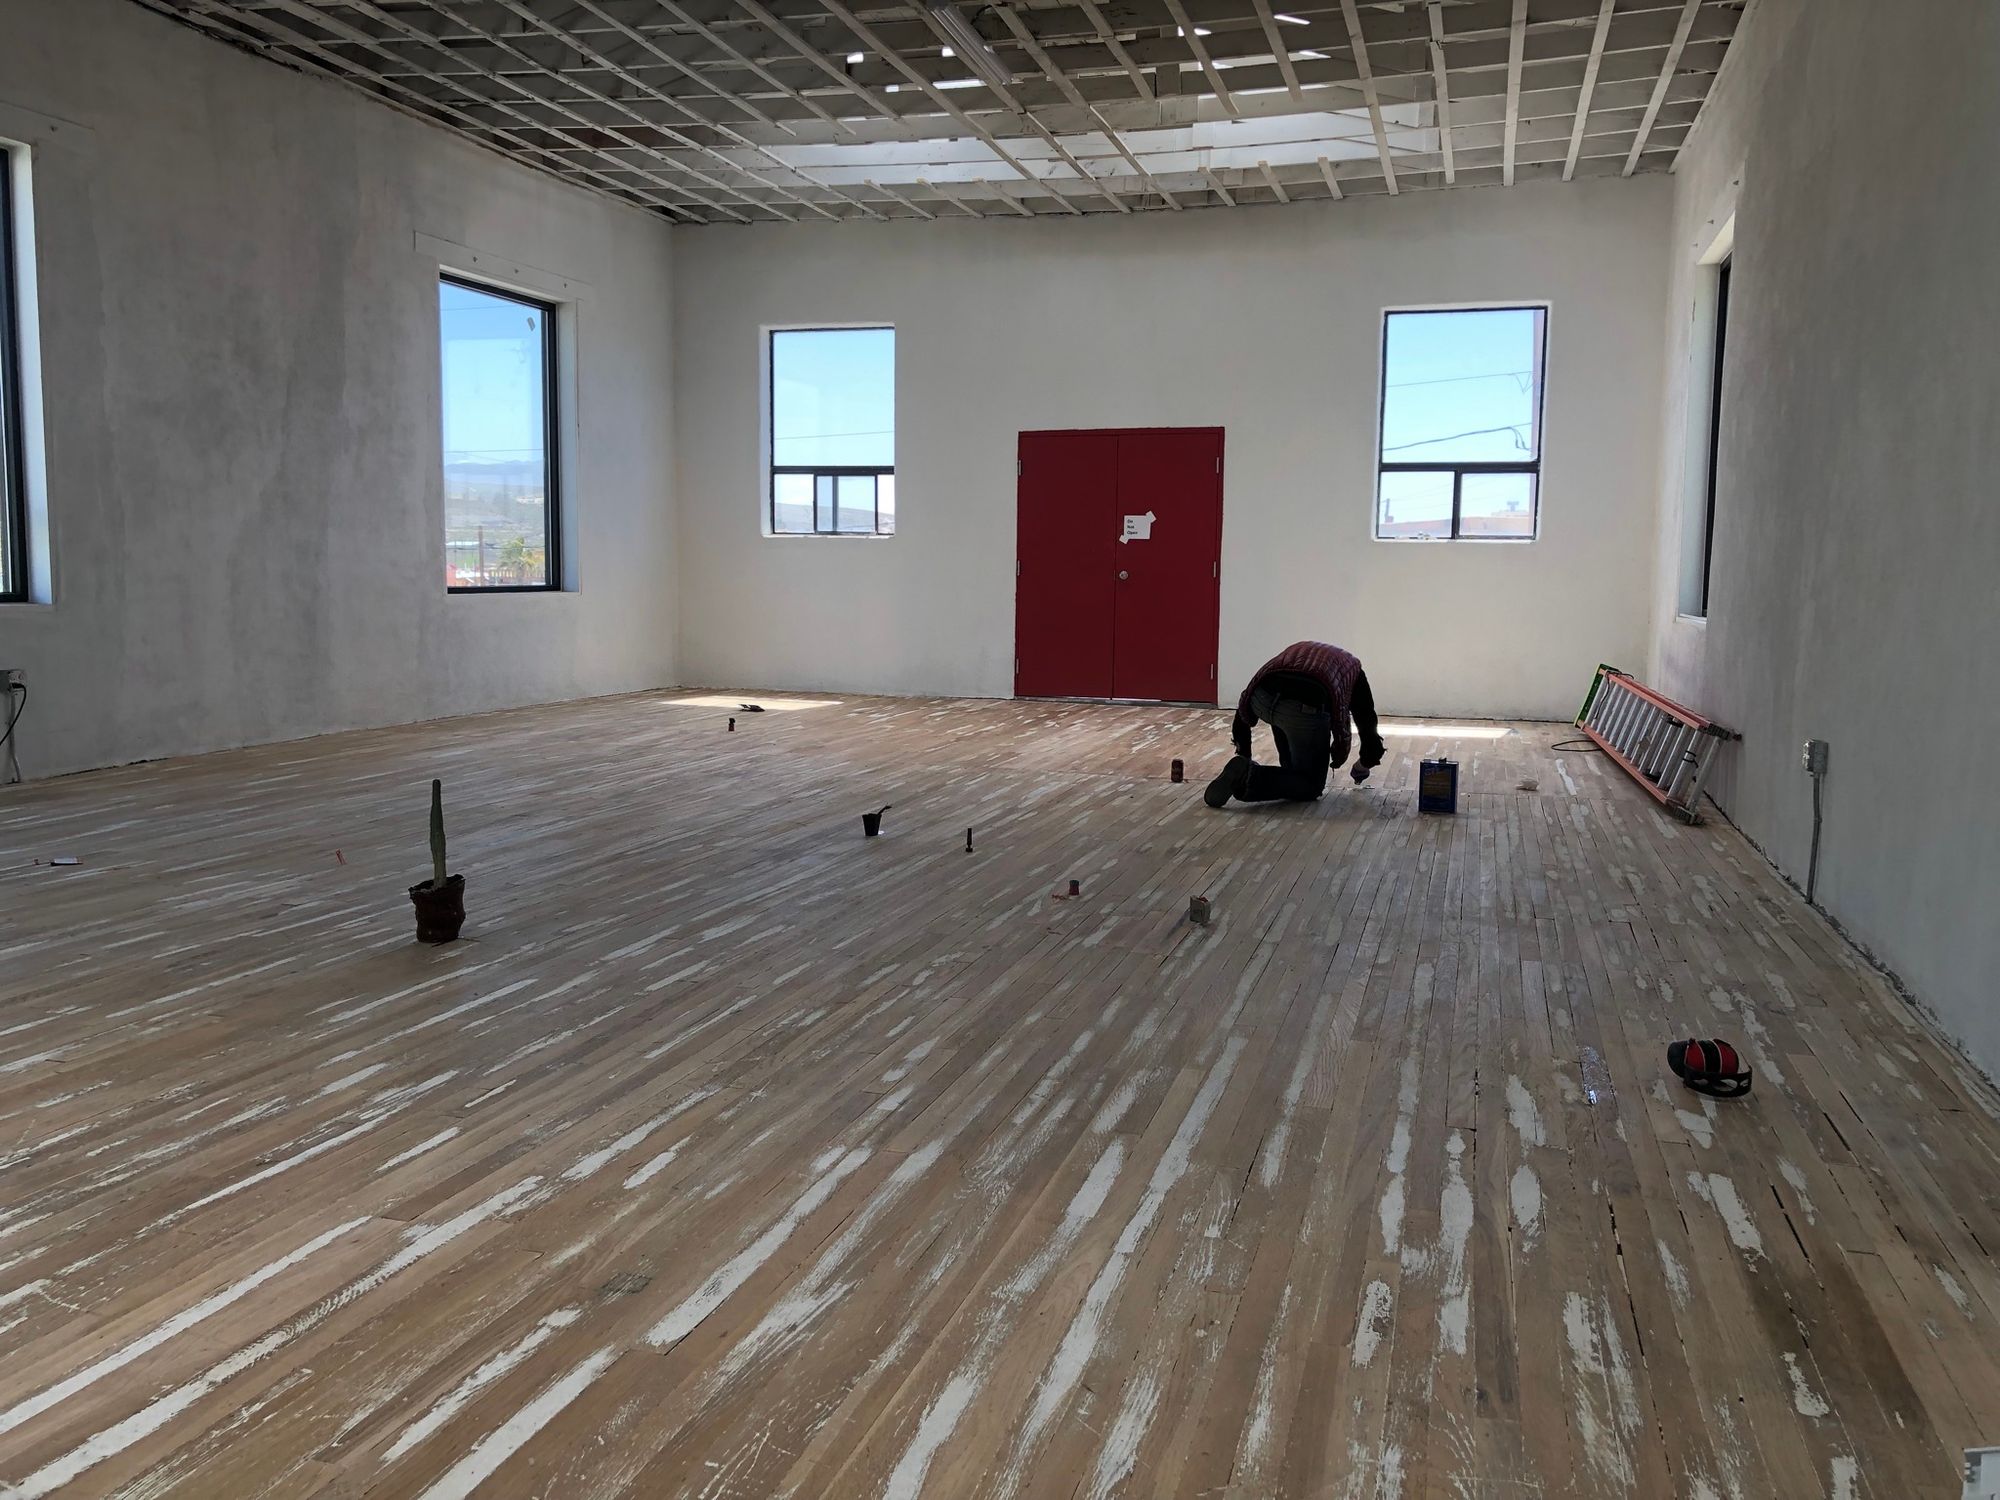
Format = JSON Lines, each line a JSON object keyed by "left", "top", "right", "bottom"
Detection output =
{"left": 1015, "top": 427, "right": 1224, "bottom": 704}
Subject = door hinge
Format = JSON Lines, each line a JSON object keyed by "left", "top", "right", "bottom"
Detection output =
{"left": 1015, "top": 656, "right": 1020, "bottom": 674}
{"left": 1212, "top": 560, "right": 1218, "bottom": 578}
{"left": 1016, "top": 560, "right": 1021, "bottom": 577}
{"left": 1210, "top": 663, "right": 1216, "bottom": 679}
{"left": 1215, "top": 456, "right": 1222, "bottom": 474}
{"left": 1017, "top": 459, "right": 1023, "bottom": 477}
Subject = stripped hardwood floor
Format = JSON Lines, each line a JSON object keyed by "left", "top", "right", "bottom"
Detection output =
{"left": 1, "top": 691, "right": 1996, "bottom": 1499}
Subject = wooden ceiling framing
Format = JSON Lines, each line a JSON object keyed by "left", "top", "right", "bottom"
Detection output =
{"left": 131, "top": 0, "right": 1746, "bottom": 223}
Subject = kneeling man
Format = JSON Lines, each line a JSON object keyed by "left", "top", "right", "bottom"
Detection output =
{"left": 1205, "top": 641, "right": 1385, "bottom": 807}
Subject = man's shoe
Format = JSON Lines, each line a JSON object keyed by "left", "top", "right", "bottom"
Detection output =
{"left": 1204, "top": 755, "right": 1252, "bottom": 808}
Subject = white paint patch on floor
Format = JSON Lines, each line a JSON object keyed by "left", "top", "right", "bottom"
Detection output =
{"left": 1379, "top": 1057, "right": 1420, "bottom": 1257}
{"left": 646, "top": 1146, "right": 873, "bottom": 1350}
{"left": 375, "top": 1127, "right": 460, "bottom": 1174}
{"left": 0, "top": 1217, "right": 369, "bottom": 1440}
{"left": 1435, "top": 1132, "right": 1474, "bottom": 1354}
{"left": 1934, "top": 1264, "right": 1972, "bottom": 1317}
{"left": 1510, "top": 1164, "right": 1542, "bottom": 1245}
{"left": 1562, "top": 1292, "right": 1636, "bottom": 1489}
{"left": 1005, "top": 1037, "right": 1247, "bottom": 1485}
{"left": 8, "top": 1178, "right": 543, "bottom": 1498}
{"left": 1778, "top": 1158, "right": 1816, "bottom": 1222}
{"left": 382, "top": 1307, "right": 581, "bottom": 1462}
{"left": 1783, "top": 1352, "right": 1830, "bottom": 1418}
{"left": 413, "top": 1347, "right": 620, "bottom": 1500}
{"left": 1506, "top": 1075, "right": 1546, "bottom": 1147}
{"left": 1686, "top": 1171, "right": 1764, "bottom": 1259}
{"left": 1829, "top": 1455, "right": 1859, "bottom": 1499}
{"left": 1657, "top": 1239, "right": 1691, "bottom": 1311}
{"left": 1236, "top": 1283, "right": 1293, "bottom": 1476}
{"left": 1676, "top": 1103, "right": 1716, "bottom": 1150}
{"left": 1352, "top": 1279, "right": 1394, "bottom": 1368}
{"left": 1086, "top": 1369, "right": 1162, "bottom": 1500}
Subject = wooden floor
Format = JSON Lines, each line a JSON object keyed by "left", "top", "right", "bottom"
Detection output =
{"left": 2, "top": 693, "right": 1998, "bottom": 1500}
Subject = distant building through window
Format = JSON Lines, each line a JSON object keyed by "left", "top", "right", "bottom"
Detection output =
{"left": 769, "top": 327, "right": 895, "bottom": 536}
{"left": 0, "top": 151, "right": 27, "bottom": 602}
{"left": 439, "top": 276, "right": 559, "bottom": 591}
{"left": 1376, "top": 306, "right": 1547, "bottom": 542}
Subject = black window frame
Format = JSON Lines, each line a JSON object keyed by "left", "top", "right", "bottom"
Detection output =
{"left": 1697, "top": 257, "right": 1731, "bottom": 617}
{"left": 767, "top": 326, "right": 895, "bottom": 537}
{"left": 1374, "top": 304, "right": 1549, "bottom": 543}
{"left": 440, "top": 273, "right": 562, "bottom": 594}
{"left": 0, "top": 152, "right": 28, "bottom": 603}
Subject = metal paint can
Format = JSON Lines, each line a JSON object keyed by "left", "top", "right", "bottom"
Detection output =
{"left": 1418, "top": 758, "right": 1459, "bottom": 814}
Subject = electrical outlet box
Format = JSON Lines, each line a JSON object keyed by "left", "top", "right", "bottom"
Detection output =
{"left": 1802, "top": 739, "right": 1830, "bottom": 775}
{"left": 1, "top": 669, "right": 22, "bottom": 687}
{"left": 1965, "top": 1446, "right": 2000, "bottom": 1499}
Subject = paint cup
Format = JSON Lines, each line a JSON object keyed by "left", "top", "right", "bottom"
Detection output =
{"left": 1068, "top": 879, "right": 1081, "bottom": 897}
{"left": 1189, "top": 895, "right": 1210, "bottom": 926}
{"left": 965, "top": 828, "right": 974, "bottom": 853}
{"left": 1170, "top": 759, "right": 1184, "bottom": 783}
{"left": 862, "top": 804, "right": 891, "bottom": 838}
{"left": 728, "top": 717, "right": 736, "bottom": 731}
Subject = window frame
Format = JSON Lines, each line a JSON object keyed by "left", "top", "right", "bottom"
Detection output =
{"left": 766, "top": 325, "right": 896, "bottom": 538}
{"left": 0, "top": 151, "right": 27, "bottom": 603}
{"left": 1373, "top": 304, "right": 1549, "bottom": 544}
{"left": 1697, "top": 257, "right": 1731, "bottom": 617}
{"left": 439, "top": 272, "right": 562, "bottom": 594}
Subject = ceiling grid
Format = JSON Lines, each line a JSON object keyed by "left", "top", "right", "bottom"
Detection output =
{"left": 130, "top": 0, "right": 1747, "bottom": 222}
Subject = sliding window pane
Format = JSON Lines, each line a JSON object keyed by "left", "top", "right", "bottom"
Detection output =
{"left": 1377, "top": 471, "right": 1454, "bottom": 540}
{"left": 1458, "top": 472, "right": 1536, "bottom": 538}
{"left": 440, "top": 278, "right": 556, "bottom": 589}
{"left": 773, "top": 473, "right": 813, "bottom": 534}
{"left": 876, "top": 474, "right": 896, "bottom": 535}
{"left": 814, "top": 474, "right": 836, "bottom": 533}
{"left": 835, "top": 474, "right": 876, "bottom": 534}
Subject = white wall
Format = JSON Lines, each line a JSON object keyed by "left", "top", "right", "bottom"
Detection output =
{"left": 0, "top": 0, "right": 678, "bottom": 778}
{"left": 1647, "top": 0, "right": 2000, "bottom": 1070}
{"left": 673, "top": 177, "right": 1671, "bottom": 720}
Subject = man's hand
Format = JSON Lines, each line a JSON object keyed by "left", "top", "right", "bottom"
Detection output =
{"left": 1233, "top": 735, "right": 1252, "bottom": 758}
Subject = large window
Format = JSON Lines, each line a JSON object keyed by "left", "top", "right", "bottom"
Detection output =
{"left": 1696, "top": 258, "right": 1731, "bottom": 616}
{"left": 1376, "top": 306, "right": 1547, "bottom": 541}
{"left": 769, "top": 327, "right": 895, "bottom": 536}
{"left": 1, "top": 152, "right": 26, "bottom": 602}
{"left": 439, "top": 276, "right": 558, "bottom": 590}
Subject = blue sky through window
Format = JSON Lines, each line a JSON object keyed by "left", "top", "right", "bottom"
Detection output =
{"left": 1380, "top": 308, "right": 1543, "bottom": 463}
{"left": 772, "top": 328, "right": 895, "bottom": 470}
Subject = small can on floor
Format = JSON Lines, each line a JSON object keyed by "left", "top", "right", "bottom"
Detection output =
{"left": 1418, "top": 759, "right": 1459, "bottom": 814}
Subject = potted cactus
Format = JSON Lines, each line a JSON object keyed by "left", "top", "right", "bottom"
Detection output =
{"left": 408, "top": 778, "right": 466, "bottom": 944}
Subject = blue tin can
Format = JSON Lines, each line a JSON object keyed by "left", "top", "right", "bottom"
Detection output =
{"left": 1418, "top": 758, "right": 1459, "bottom": 814}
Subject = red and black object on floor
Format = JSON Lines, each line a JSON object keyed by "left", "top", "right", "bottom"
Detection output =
{"left": 1668, "top": 1037, "right": 1754, "bottom": 1098}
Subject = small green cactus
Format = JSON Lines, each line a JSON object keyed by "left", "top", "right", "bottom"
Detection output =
{"left": 429, "top": 778, "right": 448, "bottom": 889}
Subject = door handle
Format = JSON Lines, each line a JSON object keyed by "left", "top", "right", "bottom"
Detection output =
{"left": 1117, "top": 570, "right": 1129, "bottom": 580}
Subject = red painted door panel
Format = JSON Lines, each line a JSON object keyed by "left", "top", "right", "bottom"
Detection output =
{"left": 1015, "top": 430, "right": 1119, "bottom": 698}
{"left": 1111, "top": 430, "right": 1223, "bottom": 702}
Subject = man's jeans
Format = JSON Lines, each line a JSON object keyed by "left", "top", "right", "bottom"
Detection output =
{"left": 1240, "top": 685, "right": 1332, "bottom": 802}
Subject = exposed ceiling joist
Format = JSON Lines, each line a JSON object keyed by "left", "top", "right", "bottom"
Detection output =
{"left": 134, "top": 0, "right": 1746, "bottom": 224}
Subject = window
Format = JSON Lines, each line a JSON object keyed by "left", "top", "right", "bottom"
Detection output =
{"left": 1, "top": 152, "right": 26, "bottom": 602}
{"left": 439, "top": 276, "right": 559, "bottom": 590}
{"left": 1696, "top": 258, "right": 1731, "bottom": 616}
{"left": 769, "top": 327, "right": 894, "bottom": 535}
{"left": 1376, "top": 306, "right": 1547, "bottom": 541}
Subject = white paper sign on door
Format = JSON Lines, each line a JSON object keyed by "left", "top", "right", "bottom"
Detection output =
{"left": 1120, "top": 510, "right": 1156, "bottom": 543}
